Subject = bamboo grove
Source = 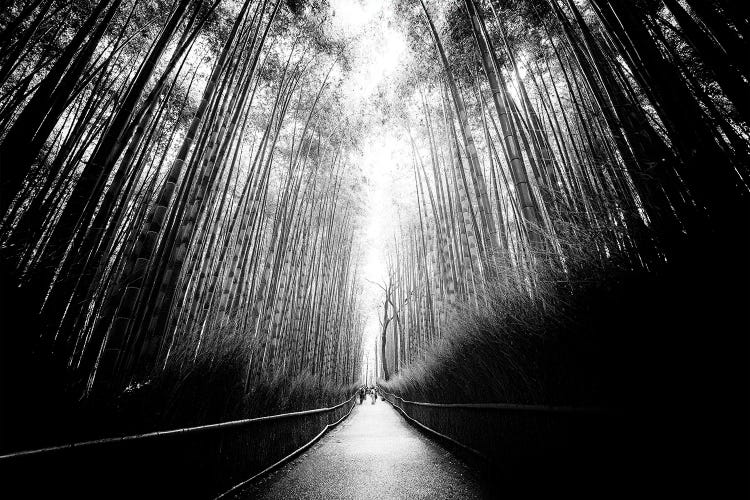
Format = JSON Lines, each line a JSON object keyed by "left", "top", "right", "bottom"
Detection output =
{"left": 1, "top": 0, "right": 749, "bottom": 403}
{"left": 0, "top": 0, "right": 366, "bottom": 396}
{"left": 378, "top": 0, "right": 750, "bottom": 378}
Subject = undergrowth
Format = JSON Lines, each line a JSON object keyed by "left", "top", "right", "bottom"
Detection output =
{"left": 379, "top": 244, "right": 634, "bottom": 407}
{"left": 0, "top": 287, "right": 357, "bottom": 452}
{"left": 380, "top": 227, "right": 748, "bottom": 413}
{"left": 72, "top": 347, "right": 358, "bottom": 442}
{"left": 378, "top": 231, "right": 749, "bottom": 496}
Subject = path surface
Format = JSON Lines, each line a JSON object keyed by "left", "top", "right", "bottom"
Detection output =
{"left": 239, "top": 398, "right": 488, "bottom": 499}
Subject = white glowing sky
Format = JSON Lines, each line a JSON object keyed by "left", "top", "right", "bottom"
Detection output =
{"left": 327, "top": 0, "right": 415, "bottom": 363}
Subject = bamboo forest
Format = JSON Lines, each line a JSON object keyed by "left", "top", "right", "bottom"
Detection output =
{"left": 0, "top": 0, "right": 748, "bottom": 498}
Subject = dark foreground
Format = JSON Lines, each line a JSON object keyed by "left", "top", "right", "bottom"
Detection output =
{"left": 237, "top": 399, "right": 488, "bottom": 499}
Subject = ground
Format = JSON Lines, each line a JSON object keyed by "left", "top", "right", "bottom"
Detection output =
{"left": 237, "top": 398, "right": 489, "bottom": 499}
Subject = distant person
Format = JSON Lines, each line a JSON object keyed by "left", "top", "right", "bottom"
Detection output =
{"left": 370, "top": 387, "right": 376, "bottom": 404}
{"left": 359, "top": 387, "right": 365, "bottom": 404}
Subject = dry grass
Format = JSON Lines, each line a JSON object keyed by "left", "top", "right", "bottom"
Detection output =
{"left": 91, "top": 344, "right": 357, "bottom": 436}
{"left": 380, "top": 242, "right": 630, "bottom": 407}
{"left": 375, "top": 244, "right": 639, "bottom": 496}
{"left": 379, "top": 228, "right": 749, "bottom": 496}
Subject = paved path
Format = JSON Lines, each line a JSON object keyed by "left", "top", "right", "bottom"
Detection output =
{"left": 240, "top": 398, "right": 488, "bottom": 499}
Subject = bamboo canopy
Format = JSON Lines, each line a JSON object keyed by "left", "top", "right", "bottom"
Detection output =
{"left": 0, "top": 0, "right": 747, "bottom": 412}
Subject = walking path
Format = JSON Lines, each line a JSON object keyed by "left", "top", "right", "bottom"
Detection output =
{"left": 239, "top": 397, "right": 488, "bottom": 499}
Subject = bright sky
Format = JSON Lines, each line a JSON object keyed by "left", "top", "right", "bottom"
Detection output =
{"left": 327, "top": 0, "right": 414, "bottom": 365}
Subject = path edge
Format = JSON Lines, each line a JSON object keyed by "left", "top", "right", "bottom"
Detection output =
{"left": 379, "top": 389, "right": 498, "bottom": 490}
{"left": 214, "top": 401, "right": 357, "bottom": 499}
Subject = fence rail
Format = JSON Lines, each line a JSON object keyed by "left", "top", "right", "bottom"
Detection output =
{"left": 378, "top": 388, "right": 489, "bottom": 459}
{"left": 215, "top": 397, "right": 356, "bottom": 499}
{"left": 1, "top": 393, "right": 357, "bottom": 498}
{"left": 378, "top": 386, "right": 612, "bottom": 472}
{"left": 0, "top": 394, "right": 356, "bottom": 460}
{"left": 378, "top": 389, "right": 605, "bottom": 414}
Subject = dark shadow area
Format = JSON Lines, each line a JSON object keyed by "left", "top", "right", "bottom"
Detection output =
{"left": 381, "top": 231, "right": 750, "bottom": 499}
{"left": 0, "top": 258, "right": 356, "bottom": 498}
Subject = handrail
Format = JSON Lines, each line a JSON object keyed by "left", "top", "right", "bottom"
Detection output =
{"left": 378, "top": 387, "right": 605, "bottom": 414}
{"left": 0, "top": 393, "right": 357, "bottom": 461}
{"left": 379, "top": 390, "right": 488, "bottom": 461}
{"left": 214, "top": 397, "right": 357, "bottom": 499}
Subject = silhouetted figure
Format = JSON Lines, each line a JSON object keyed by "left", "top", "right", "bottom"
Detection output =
{"left": 359, "top": 387, "right": 365, "bottom": 404}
